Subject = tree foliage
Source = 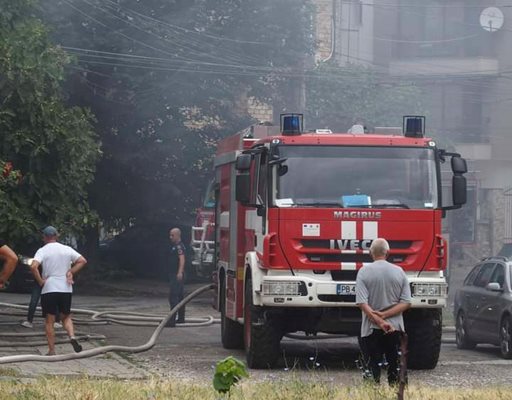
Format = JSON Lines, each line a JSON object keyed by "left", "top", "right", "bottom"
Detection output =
{"left": 39, "top": 0, "right": 314, "bottom": 229}
{"left": 0, "top": 0, "right": 100, "bottom": 249}
{"left": 305, "top": 62, "right": 425, "bottom": 131}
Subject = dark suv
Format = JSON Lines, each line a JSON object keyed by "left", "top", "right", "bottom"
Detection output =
{"left": 453, "top": 255, "right": 512, "bottom": 358}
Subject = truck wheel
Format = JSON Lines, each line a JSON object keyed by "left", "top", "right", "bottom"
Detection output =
{"left": 499, "top": 316, "right": 512, "bottom": 359}
{"left": 456, "top": 311, "right": 476, "bottom": 350}
{"left": 244, "top": 277, "right": 282, "bottom": 369}
{"left": 405, "top": 309, "right": 442, "bottom": 370}
{"left": 220, "top": 277, "right": 244, "bottom": 349}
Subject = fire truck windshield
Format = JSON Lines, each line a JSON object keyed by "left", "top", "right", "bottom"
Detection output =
{"left": 273, "top": 145, "right": 438, "bottom": 209}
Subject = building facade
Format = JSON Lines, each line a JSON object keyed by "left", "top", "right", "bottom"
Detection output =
{"left": 315, "top": 0, "right": 512, "bottom": 265}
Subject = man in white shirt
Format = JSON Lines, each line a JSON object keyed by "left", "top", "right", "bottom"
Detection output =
{"left": 30, "top": 226, "right": 87, "bottom": 355}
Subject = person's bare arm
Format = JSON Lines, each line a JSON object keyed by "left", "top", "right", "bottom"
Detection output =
{"left": 373, "top": 302, "right": 411, "bottom": 320}
{"left": 358, "top": 303, "right": 395, "bottom": 333}
{"left": 67, "top": 256, "right": 87, "bottom": 284}
{"left": 176, "top": 254, "right": 185, "bottom": 282}
{"left": 0, "top": 245, "right": 18, "bottom": 288}
{"left": 30, "top": 260, "right": 45, "bottom": 287}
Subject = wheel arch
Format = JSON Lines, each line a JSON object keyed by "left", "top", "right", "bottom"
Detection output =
{"left": 217, "top": 267, "right": 226, "bottom": 310}
{"left": 501, "top": 310, "right": 512, "bottom": 326}
{"left": 244, "top": 251, "right": 265, "bottom": 308}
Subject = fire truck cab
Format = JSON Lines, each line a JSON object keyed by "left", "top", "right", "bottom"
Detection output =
{"left": 213, "top": 114, "right": 467, "bottom": 369}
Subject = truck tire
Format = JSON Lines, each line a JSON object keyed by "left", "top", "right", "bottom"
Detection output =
{"left": 405, "top": 309, "right": 442, "bottom": 370}
{"left": 220, "top": 277, "right": 244, "bottom": 349}
{"left": 455, "top": 311, "right": 476, "bottom": 350}
{"left": 244, "top": 277, "right": 282, "bottom": 369}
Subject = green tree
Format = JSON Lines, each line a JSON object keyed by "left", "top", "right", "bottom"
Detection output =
{"left": 305, "top": 62, "right": 425, "bottom": 130}
{"left": 0, "top": 0, "right": 100, "bottom": 250}
{"left": 39, "top": 0, "right": 314, "bottom": 230}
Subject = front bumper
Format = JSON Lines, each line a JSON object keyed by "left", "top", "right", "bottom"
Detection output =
{"left": 253, "top": 271, "right": 446, "bottom": 308}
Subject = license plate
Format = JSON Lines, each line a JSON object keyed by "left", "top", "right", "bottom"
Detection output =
{"left": 204, "top": 253, "right": 213, "bottom": 263}
{"left": 336, "top": 284, "right": 356, "bottom": 295}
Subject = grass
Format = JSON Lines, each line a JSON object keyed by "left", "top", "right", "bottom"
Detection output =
{"left": 0, "top": 378, "right": 510, "bottom": 400}
{"left": 0, "top": 367, "right": 20, "bottom": 377}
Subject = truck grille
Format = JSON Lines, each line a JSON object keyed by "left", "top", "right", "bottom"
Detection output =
{"left": 300, "top": 240, "right": 410, "bottom": 265}
{"left": 331, "top": 270, "right": 358, "bottom": 281}
{"left": 318, "top": 294, "right": 356, "bottom": 303}
{"left": 307, "top": 254, "right": 373, "bottom": 263}
{"left": 301, "top": 240, "right": 412, "bottom": 249}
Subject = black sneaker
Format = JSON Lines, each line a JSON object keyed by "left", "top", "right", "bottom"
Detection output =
{"left": 70, "top": 338, "right": 82, "bottom": 353}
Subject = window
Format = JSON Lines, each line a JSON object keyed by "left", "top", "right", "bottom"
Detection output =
{"left": 257, "top": 152, "right": 267, "bottom": 206}
{"left": 490, "top": 264, "right": 505, "bottom": 288}
{"left": 463, "top": 264, "right": 481, "bottom": 286}
{"left": 473, "top": 263, "right": 496, "bottom": 288}
{"left": 449, "top": 186, "right": 477, "bottom": 243}
{"left": 274, "top": 145, "right": 438, "bottom": 209}
{"left": 394, "top": 1, "right": 484, "bottom": 59}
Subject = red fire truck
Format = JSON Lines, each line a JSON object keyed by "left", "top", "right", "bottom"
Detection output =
{"left": 213, "top": 114, "right": 467, "bottom": 369}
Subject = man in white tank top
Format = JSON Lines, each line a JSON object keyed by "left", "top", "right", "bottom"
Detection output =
{"left": 30, "top": 226, "right": 87, "bottom": 355}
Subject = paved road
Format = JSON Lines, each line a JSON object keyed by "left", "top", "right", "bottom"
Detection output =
{"left": 0, "top": 282, "right": 511, "bottom": 387}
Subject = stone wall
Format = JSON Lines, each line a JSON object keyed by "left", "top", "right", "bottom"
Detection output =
{"left": 247, "top": 97, "right": 273, "bottom": 124}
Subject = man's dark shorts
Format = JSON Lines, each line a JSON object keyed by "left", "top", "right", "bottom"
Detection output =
{"left": 41, "top": 292, "right": 72, "bottom": 317}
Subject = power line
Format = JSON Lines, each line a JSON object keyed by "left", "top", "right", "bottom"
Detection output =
{"left": 373, "top": 33, "right": 481, "bottom": 44}
{"left": 63, "top": 46, "right": 274, "bottom": 72}
{"left": 100, "top": 0, "right": 275, "bottom": 46}
{"left": 345, "top": 1, "right": 512, "bottom": 9}
{"left": 60, "top": 0, "right": 187, "bottom": 60}
{"left": 79, "top": 0, "right": 261, "bottom": 66}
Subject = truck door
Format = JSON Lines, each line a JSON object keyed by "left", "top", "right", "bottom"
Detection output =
{"left": 248, "top": 151, "right": 267, "bottom": 256}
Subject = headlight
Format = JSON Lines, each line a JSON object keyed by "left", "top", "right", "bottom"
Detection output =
{"left": 412, "top": 283, "right": 447, "bottom": 297}
{"left": 262, "top": 281, "right": 307, "bottom": 296}
{"left": 18, "top": 256, "right": 34, "bottom": 266}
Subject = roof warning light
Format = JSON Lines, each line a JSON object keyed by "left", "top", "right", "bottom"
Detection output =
{"left": 281, "top": 113, "right": 303, "bottom": 136}
{"left": 403, "top": 116, "right": 425, "bottom": 138}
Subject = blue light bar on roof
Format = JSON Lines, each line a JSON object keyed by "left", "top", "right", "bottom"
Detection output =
{"left": 280, "top": 113, "right": 303, "bottom": 136}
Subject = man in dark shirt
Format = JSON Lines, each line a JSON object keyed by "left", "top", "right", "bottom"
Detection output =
{"left": 167, "top": 227, "right": 186, "bottom": 327}
{"left": 0, "top": 239, "right": 18, "bottom": 289}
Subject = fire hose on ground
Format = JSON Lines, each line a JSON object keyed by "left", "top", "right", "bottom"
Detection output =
{"left": 0, "top": 283, "right": 216, "bottom": 364}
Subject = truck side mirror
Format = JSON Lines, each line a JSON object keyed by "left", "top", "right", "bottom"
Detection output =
{"left": 236, "top": 154, "right": 251, "bottom": 171}
{"left": 236, "top": 174, "right": 251, "bottom": 204}
{"left": 451, "top": 156, "right": 467, "bottom": 174}
{"left": 452, "top": 175, "right": 467, "bottom": 206}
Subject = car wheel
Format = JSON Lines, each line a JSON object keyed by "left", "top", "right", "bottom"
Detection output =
{"left": 499, "top": 316, "right": 512, "bottom": 359}
{"left": 456, "top": 311, "right": 477, "bottom": 350}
